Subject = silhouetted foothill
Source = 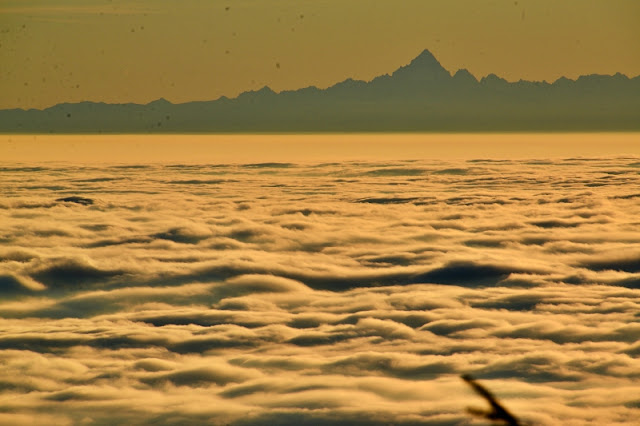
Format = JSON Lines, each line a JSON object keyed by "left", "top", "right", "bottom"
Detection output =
{"left": 55, "top": 196, "right": 94, "bottom": 206}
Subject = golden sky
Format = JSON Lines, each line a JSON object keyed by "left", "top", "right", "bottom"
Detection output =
{"left": 1, "top": 0, "right": 639, "bottom": 109}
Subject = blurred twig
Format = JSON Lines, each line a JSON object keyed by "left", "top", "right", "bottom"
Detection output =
{"left": 462, "top": 374, "right": 521, "bottom": 426}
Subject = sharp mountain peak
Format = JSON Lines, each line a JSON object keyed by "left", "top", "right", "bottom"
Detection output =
{"left": 392, "top": 49, "right": 451, "bottom": 80}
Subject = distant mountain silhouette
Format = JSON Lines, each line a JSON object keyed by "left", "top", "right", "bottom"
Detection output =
{"left": 1, "top": 49, "right": 639, "bottom": 133}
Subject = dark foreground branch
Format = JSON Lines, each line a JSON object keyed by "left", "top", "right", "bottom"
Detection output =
{"left": 461, "top": 374, "right": 521, "bottom": 426}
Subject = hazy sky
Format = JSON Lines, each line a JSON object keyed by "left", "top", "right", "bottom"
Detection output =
{"left": 1, "top": 0, "right": 639, "bottom": 109}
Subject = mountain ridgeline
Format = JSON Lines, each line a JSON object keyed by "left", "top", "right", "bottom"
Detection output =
{"left": 3, "top": 50, "right": 639, "bottom": 133}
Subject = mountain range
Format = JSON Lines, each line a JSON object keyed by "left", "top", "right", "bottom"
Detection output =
{"left": 2, "top": 49, "right": 639, "bottom": 133}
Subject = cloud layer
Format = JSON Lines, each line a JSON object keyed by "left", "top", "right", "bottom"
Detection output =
{"left": 1, "top": 155, "right": 640, "bottom": 424}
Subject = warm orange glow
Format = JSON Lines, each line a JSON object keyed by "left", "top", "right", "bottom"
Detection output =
{"left": 1, "top": 1, "right": 638, "bottom": 109}
{"left": 2, "top": 133, "right": 639, "bottom": 163}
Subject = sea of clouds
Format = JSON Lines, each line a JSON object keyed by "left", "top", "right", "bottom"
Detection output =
{"left": 1, "top": 155, "right": 640, "bottom": 425}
